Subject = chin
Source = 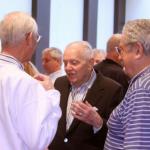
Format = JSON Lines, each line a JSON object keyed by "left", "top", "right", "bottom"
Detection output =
{"left": 69, "top": 79, "right": 75, "bottom": 84}
{"left": 68, "top": 79, "right": 76, "bottom": 86}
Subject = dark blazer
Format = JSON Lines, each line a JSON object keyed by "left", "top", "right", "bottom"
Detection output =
{"left": 94, "top": 59, "right": 129, "bottom": 95}
{"left": 49, "top": 73, "right": 123, "bottom": 150}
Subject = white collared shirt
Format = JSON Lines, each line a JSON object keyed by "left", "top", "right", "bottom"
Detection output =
{"left": 0, "top": 54, "right": 62, "bottom": 150}
{"left": 49, "top": 69, "right": 65, "bottom": 84}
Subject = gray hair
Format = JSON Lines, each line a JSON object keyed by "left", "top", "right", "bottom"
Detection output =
{"left": 42, "top": 47, "right": 63, "bottom": 65}
{"left": 92, "top": 48, "right": 106, "bottom": 57}
{"left": 0, "top": 11, "right": 38, "bottom": 46}
{"left": 65, "top": 41, "right": 93, "bottom": 60}
{"left": 122, "top": 19, "right": 150, "bottom": 54}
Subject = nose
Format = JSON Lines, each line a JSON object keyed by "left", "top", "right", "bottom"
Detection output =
{"left": 65, "top": 62, "right": 72, "bottom": 71}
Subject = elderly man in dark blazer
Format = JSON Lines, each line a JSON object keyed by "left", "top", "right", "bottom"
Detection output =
{"left": 48, "top": 41, "right": 123, "bottom": 150}
{"left": 94, "top": 34, "right": 129, "bottom": 96}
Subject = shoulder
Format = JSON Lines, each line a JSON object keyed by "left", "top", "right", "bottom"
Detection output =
{"left": 0, "top": 65, "right": 43, "bottom": 94}
{"left": 96, "top": 73, "right": 122, "bottom": 89}
{"left": 54, "top": 75, "right": 69, "bottom": 89}
{"left": 55, "top": 75, "right": 68, "bottom": 83}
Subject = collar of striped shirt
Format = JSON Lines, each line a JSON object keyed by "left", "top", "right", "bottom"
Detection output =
{"left": 71, "top": 70, "right": 96, "bottom": 98}
{"left": 129, "top": 65, "right": 150, "bottom": 87}
{"left": 71, "top": 69, "right": 96, "bottom": 93}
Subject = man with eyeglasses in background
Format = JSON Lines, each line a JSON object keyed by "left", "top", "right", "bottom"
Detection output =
{"left": 104, "top": 19, "right": 150, "bottom": 150}
{"left": 42, "top": 47, "right": 65, "bottom": 84}
{"left": 94, "top": 34, "right": 129, "bottom": 96}
{"left": 0, "top": 11, "right": 61, "bottom": 150}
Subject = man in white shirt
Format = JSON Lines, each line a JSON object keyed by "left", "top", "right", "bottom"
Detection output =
{"left": 0, "top": 11, "right": 61, "bottom": 150}
{"left": 42, "top": 47, "right": 65, "bottom": 83}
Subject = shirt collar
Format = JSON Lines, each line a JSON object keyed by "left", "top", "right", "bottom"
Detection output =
{"left": 0, "top": 53, "right": 24, "bottom": 70}
{"left": 49, "top": 69, "right": 63, "bottom": 77}
{"left": 72, "top": 69, "right": 96, "bottom": 90}
{"left": 130, "top": 65, "right": 150, "bottom": 86}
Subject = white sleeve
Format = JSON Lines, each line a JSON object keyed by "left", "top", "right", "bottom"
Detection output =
{"left": 9, "top": 76, "right": 61, "bottom": 150}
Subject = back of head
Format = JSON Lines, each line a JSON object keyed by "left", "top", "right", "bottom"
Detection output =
{"left": 122, "top": 19, "right": 150, "bottom": 55}
{"left": 0, "top": 11, "right": 38, "bottom": 47}
{"left": 92, "top": 48, "right": 106, "bottom": 65}
{"left": 106, "top": 34, "right": 122, "bottom": 64}
{"left": 107, "top": 34, "right": 121, "bottom": 52}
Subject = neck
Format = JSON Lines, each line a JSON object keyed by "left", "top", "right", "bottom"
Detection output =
{"left": 49, "top": 65, "right": 61, "bottom": 74}
{"left": 2, "top": 50, "right": 22, "bottom": 62}
{"left": 2, "top": 44, "right": 27, "bottom": 63}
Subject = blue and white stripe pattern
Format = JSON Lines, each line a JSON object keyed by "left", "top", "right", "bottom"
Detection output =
{"left": 104, "top": 66, "right": 150, "bottom": 150}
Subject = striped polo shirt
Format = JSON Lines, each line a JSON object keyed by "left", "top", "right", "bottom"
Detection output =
{"left": 104, "top": 66, "right": 150, "bottom": 150}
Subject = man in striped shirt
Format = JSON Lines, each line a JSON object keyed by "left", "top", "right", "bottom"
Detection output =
{"left": 104, "top": 19, "right": 150, "bottom": 150}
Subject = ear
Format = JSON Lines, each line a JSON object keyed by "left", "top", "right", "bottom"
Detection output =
{"left": 134, "top": 42, "right": 144, "bottom": 59}
{"left": 89, "top": 58, "right": 94, "bottom": 66}
{"left": 25, "top": 32, "right": 33, "bottom": 45}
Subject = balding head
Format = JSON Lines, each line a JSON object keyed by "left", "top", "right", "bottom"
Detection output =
{"left": 106, "top": 34, "right": 122, "bottom": 65}
{"left": 0, "top": 11, "right": 38, "bottom": 46}
{"left": 65, "top": 41, "right": 93, "bottom": 61}
{"left": 107, "top": 34, "right": 121, "bottom": 52}
{"left": 0, "top": 11, "right": 39, "bottom": 62}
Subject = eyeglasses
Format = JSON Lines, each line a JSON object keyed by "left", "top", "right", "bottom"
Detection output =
{"left": 36, "top": 34, "right": 42, "bottom": 43}
{"left": 115, "top": 46, "right": 122, "bottom": 55}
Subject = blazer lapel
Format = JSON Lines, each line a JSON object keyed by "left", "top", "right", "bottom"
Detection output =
{"left": 59, "top": 80, "right": 71, "bottom": 134}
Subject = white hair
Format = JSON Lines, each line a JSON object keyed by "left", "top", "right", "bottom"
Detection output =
{"left": 65, "top": 41, "right": 93, "bottom": 60}
{"left": 122, "top": 19, "right": 150, "bottom": 55}
{"left": 0, "top": 11, "right": 38, "bottom": 46}
{"left": 92, "top": 48, "right": 106, "bottom": 57}
{"left": 42, "top": 47, "right": 63, "bottom": 65}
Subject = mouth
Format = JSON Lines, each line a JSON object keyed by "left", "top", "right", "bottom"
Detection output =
{"left": 66, "top": 72, "right": 76, "bottom": 79}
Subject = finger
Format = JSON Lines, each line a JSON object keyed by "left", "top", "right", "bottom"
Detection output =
{"left": 72, "top": 110, "right": 91, "bottom": 125}
{"left": 34, "top": 74, "right": 45, "bottom": 81}
{"left": 85, "top": 101, "right": 92, "bottom": 107}
{"left": 77, "top": 101, "right": 90, "bottom": 110}
{"left": 71, "top": 102, "right": 88, "bottom": 113}
{"left": 72, "top": 110, "right": 84, "bottom": 119}
{"left": 85, "top": 101, "right": 98, "bottom": 111}
{"left": 71, "top": 102, "right": 83, "bottom": 114}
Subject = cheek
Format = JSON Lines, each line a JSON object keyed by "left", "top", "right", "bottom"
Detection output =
{"left": 123, "top": 58, "right": 134, "bottom": 77}
{"left": 121, "top": 55, "right": 128, "bottom": 65}
{"left": 78, "top": 68, "right": 88, "bottom": 78}
{"left": 43, "top": 63, "right": 51, "bottom": 69}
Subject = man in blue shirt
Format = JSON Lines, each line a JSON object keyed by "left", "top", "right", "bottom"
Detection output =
{"left": 104, "top": 19, "right": 150, "bottom": 150}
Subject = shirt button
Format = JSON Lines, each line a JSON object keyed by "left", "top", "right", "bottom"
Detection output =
{"left": 64, "top": 138, "right": 68, "bottom": 143}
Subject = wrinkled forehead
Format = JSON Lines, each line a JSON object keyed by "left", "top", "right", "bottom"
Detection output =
{"left": 64, "top": 45, "right": 86, "bottom": 58}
